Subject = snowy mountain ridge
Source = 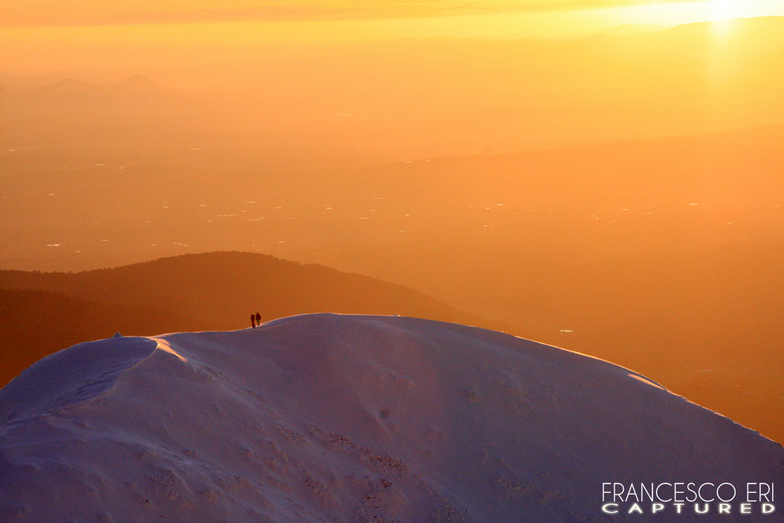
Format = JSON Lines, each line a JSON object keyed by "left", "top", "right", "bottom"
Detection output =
{"left": 1, "top": 314, "right": 781, "bottom": 522}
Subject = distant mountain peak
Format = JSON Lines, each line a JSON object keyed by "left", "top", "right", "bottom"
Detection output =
{"left": 114, "top": 75, "right": 165, "bottom": 92}
{"left": 598, "top": 23, "right": 669, "bottom": 35}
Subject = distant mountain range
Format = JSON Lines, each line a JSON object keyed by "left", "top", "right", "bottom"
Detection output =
{"left": 0, "top": 251, "right": 499, "bottom": 388}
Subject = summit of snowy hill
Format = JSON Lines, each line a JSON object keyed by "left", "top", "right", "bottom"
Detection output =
{"left": 1, "top": 314, "right": 781, "bottom": 522}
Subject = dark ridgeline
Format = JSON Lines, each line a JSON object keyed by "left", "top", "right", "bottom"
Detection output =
{"left": 0, "top": 251, "right": 502, "bottom": 388}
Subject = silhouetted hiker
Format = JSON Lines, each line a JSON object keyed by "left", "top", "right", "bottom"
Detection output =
{"left": 255, "top": 312, "right": 261, "bottom": 326}
{"left": 251, "top": 314, "right": 256, "bottom": 328}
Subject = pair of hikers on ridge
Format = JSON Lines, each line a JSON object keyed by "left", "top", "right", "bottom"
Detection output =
{"left": 251, "top": 312, "right": 261, "bottom": 328}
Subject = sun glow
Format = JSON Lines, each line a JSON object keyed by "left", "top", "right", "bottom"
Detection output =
{"left": 707, "top": 0, "right": 744, "bottom": 21}
{"left": 597, "top": 0, "right": 784, "bottom": 28}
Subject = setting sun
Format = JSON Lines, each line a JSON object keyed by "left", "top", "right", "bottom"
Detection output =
{"left": 600, "top": 0, "right": 784, "bottom": 27}
{"left": 707, "top": 0, "right": 744, "bottom": 20}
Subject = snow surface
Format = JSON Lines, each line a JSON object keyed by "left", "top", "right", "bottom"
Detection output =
{"left": 0, "top": 314, "right": 781, "bottom": 522}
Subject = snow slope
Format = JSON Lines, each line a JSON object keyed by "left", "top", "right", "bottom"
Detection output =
{"left": 1, "top": 314, "right": 781, "bottom": 522}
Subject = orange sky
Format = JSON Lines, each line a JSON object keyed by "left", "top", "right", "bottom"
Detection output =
{"left": 3, "top": 1, "right": 784, "bottom": 30}
{"left": 2, "top": 1, "right": 783, "bottom": 134}
{"left": 2, "top": 0, "right": 783, "bottom": 155}
{"left": 3, "top": 0, "right": 783, "bottom": 83}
